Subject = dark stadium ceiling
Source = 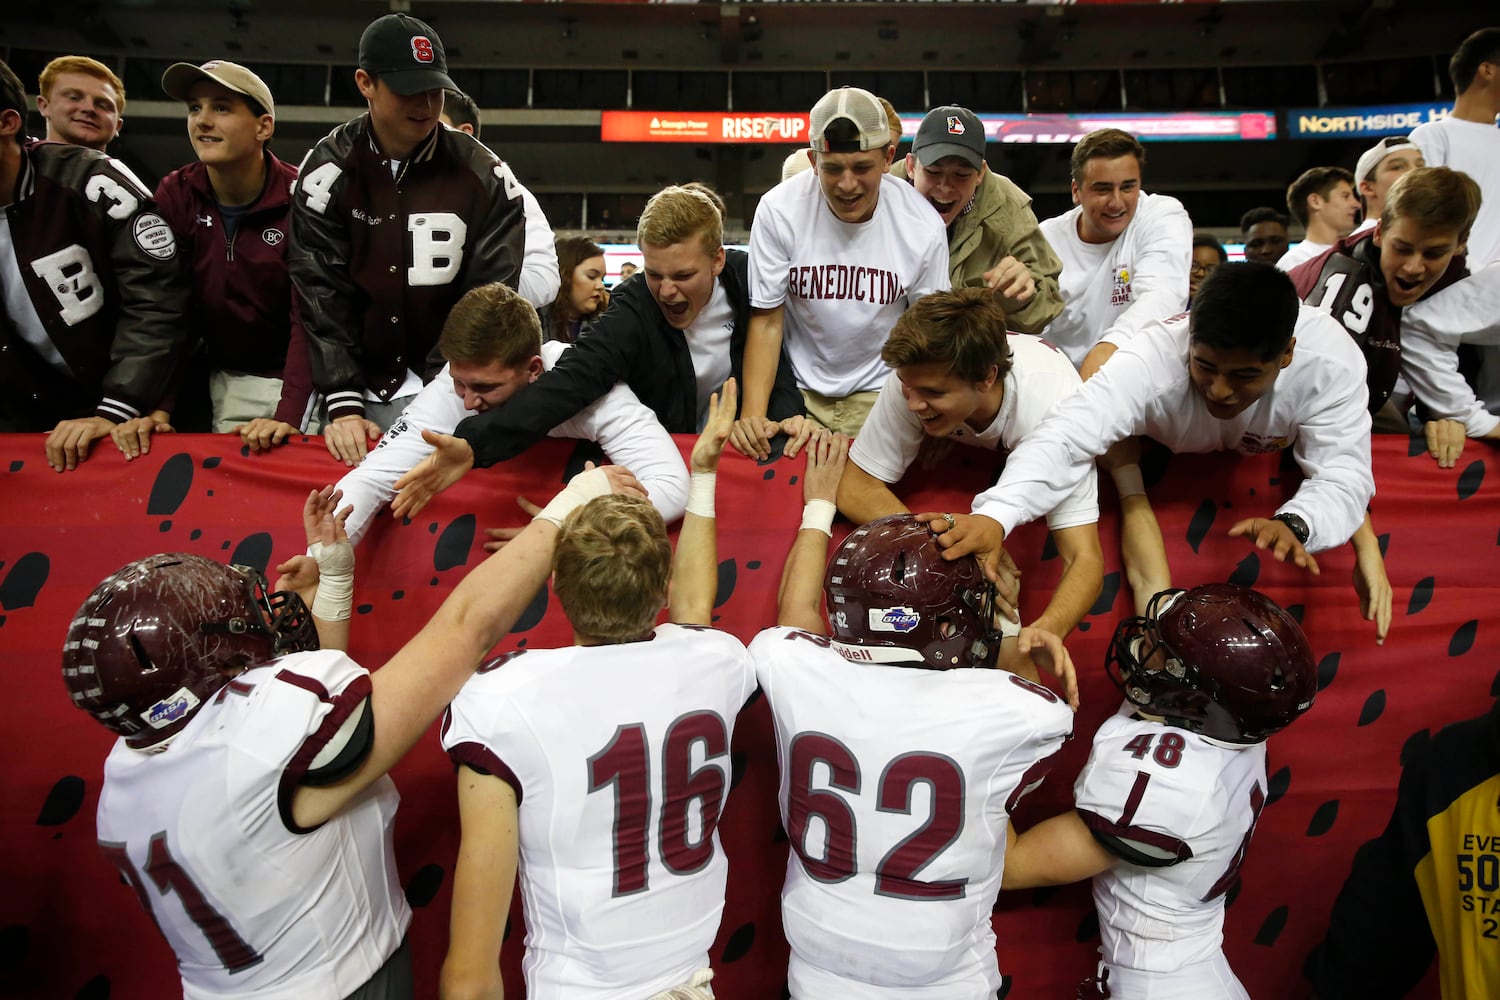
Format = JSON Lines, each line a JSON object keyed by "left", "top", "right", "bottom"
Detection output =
{"left": 6, "top": 1, "right": 1489, "bottom": 72}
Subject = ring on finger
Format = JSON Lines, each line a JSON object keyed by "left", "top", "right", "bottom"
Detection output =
{"left": 943, "top": 513, "right": 957, "bottom": 532}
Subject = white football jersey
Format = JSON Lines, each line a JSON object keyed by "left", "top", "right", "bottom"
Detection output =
{"left": 441, "top": 624, "right": 756, "bottom": 1000}
{"left": 850, "top": 332, "right": 1097, "bottom": 532}
{"left": 95, "top": 650, "right": 410, "bottom": 1000}
{"left": 1074, "top": 707, "right": 1267, "bottom": 988}
{"left": 748, "top": 626, "right": 1074, "bottom": 999}
{"left": 748, "top": 170, "right": 950, "bottom": 398}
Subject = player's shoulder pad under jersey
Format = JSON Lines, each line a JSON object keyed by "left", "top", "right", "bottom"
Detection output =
{"left": 269, "top": 648, "right": 370, "bottom": 696}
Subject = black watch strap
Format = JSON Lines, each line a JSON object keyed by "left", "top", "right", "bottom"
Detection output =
{"left": 1272, "top": 512, "right": 1310, "bottom": 545}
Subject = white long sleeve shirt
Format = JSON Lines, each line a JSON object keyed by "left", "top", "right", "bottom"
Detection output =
{"left": 1399, "top": 262, "right": 1500, "bottom": 437}
{"left": 972, "top": 305, "right": 1373, "bottom": 554}
{"left": 1041, "top": 191, "right": 1193, "bottom": 367}
{"left": 337, "top": 340, "right": 689, "bottom": 545}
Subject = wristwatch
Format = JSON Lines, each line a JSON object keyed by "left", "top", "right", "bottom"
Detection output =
{"left": 1271, "top": 512, "right": 1310, "bottom": 546}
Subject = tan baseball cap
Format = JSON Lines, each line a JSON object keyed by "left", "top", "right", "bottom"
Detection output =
{"left": 161, "top": 60, "right": 275, "bottom": 118}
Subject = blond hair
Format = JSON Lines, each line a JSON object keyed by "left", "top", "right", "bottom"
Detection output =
{"left": 39, "top": 56, "right": 125, "bottom": 112}
{"left": 877, "top": 95, "right": 904, "bottom": 148}
{"left": 637, "top": 185, "right": 722, "bottom": 258}
{"left": 1381, "top": 166, "right": 1482, "bottom": 240}
{"left": 438, "top": 282, "right": 542, "bottom": 370}
{"left": 553, "top": 495, "right": 671, "bottom": 643}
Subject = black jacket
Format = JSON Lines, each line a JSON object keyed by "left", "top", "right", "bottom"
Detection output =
{"left": 1, "top": 141, "right": 190, "bottom": 429}
{"left": 288, "top": 116, "right": 526, "bottom": 420}
{"left": 455, "top": 248, "right": 803, "bottom": 466}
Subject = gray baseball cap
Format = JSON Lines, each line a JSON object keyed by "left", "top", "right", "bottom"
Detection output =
{"left": 912, "top": 106, "right": 986, "bottom": 170}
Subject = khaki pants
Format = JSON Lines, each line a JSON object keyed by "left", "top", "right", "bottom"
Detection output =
{"left": 647, "top": 969, "right": 715, "bottom": 1000}
{"left": 209, "top": 371, "right": 288, "bottom": 434}
{"left": 799, "top": 388, "right": 880, "bottom": 437}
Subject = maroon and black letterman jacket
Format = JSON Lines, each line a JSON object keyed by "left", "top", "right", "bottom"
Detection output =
{"left": 288, "top": 116, "right": 526, "bottom": 421}
{"left": 154, "top": 151, "right": 315, "bottom": 427}
{"left": 0, "top": 140, "right": 190, "bottom": 431}
{"left": 1289, "top": 230, "right": 1466, "bottom": 414}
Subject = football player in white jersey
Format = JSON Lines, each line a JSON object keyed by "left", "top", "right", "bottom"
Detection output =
{"left": 333, "top": 280, "right": 688, "bottom": 547}
{"left": 931, "top": 262, "right": 1375, "bottom": 631}
{"left": 1001, "top": 583, "right": 1318, "bottom": 1000}
{"left": 749, "top": 434, "right": 1078, "bottom": 998}
{"left": 439, "top": 381, "right": 753, "bottom": 1000}
{"left": 837, "top": 286, "right": 1103, "bottom": 680}
{"left": 64, "top": 462, "right": 643, "bottom": 999}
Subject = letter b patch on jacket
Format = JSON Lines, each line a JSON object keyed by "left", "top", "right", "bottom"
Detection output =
{"left": 32, "top": 245, "right": 104, "bottom": 325}
{"left": 408, "top": 213, "right": 467, "bottom": 286}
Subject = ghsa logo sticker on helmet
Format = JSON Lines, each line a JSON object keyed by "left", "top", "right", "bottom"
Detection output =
{"left": 141, "top": 687, "right": 201, "bottom": 729}
{"left": 947, "top": 115, "right": 966, "bottom": 135}
{"left": 869, "top": 606, "right": 921, "bottom": 633}
{"left": 411, "top": 35, "right": 436, "bottom": 64}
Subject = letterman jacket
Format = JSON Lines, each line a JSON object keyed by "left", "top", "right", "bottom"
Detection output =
{"left": 288, "top": 115, "right": 526, "bottom": 421}
{"left": 0, "top": 140, "right": 190, "bottom": 430}
{"left": 1289, "top": 230, "right": 1467, "bottom": 414}
{"left": 154, "top": 151, "right": 314, "bottom": 427}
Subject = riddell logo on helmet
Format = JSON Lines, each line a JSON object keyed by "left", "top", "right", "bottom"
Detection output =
{"left": 141, "top": 688, "right": 201, "bottom": 729}
{"left": 869, "top": 606, "right": 920, "bottom": 633}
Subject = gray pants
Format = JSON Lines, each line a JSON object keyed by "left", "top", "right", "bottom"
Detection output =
{"left": 344, "top": 936, "right": 412, "bottom": 1000}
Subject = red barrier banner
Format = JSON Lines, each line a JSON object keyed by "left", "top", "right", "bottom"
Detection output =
{"left": 1, "top": 433, "right": 1487, "bottom": 998}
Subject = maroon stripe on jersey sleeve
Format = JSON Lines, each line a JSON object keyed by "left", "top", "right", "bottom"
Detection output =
{"left": 447, "top": 742, "right": 524, "bottom": 805}
{"left": 275, "top": 672, "right": 374, "bottom": 835}
{"left": 274, "top": 668, "right": 333, "bottom": 701}
{"left": 1077, "top": 807, "right": 1193, "bottom": 864}
{"left": 1004, "top": 745, "right": 1064, "bottom": 814}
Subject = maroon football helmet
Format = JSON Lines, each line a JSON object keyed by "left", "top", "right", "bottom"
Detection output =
{"left": 61, "top": 552, "right": 318, "bottom": 749}
{"left": 823, "top": 513, "right": 1000, "bottom": 669}
{"left": 1106, "top": 583, "right": 1317, "bottom": 744}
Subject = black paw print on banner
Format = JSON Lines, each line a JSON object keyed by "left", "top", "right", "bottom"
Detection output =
{"left": 1254, "top": 905, "right": 1288, "bottom": 947}
{"left": 36, "top": 776, "right": 85, "bottom": 826}
{"left": 719, "top": 921, "right": 755, "bottom": 963}
{"left": 434, "top": 514, "right": 476, "bottom": 571}
{"left": 1456, "top": 459, "right": 1485, "bottom": 501}
{"left": 0, "top": 552, "right": 49, "bottom": 610}
{"left": 1186, "top": 498, "right": 1216, "bottom": 553}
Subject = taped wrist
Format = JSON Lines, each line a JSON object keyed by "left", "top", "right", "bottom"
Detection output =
{"left": 535, "top": 466, "right": 614, "bottom": 528}
{"left": 800, "top": 499, "right": 837, "bottom": 536}
{"left": 686, "top": 473, "right": 716, "bottom": 518}
{"left": 309, "top": 540, "right": 354, "bottom": 622}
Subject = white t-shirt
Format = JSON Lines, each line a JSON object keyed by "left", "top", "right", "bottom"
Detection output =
{"left": 749, "top": 171, "right": 950, "bottom": 397}
{"left": 850, "top": 333, "right": 1098, "bottom": 531}
{"left": 1040, "top": 191, "right": 1192, "bottom": 367}
{"left": 1400, "top": 262, "right": 1500, "bottom": 436}
{"left": 336, "top": 339, "right": 689, "bottom": 545}
{"left": 972, "top": 305, "right": 1373, "bottom": 554}
{"left": 1276, "top": 238, "right": 1332, "bottom": 273}
{"left": 1410, "top": 116, "right": 1500, "bottom": 267}
{"left": 1074, "top": 707, "right": 1264, "bottom": 998}
{"left": 441, "top": 624, "right": 755, "bottom": 1000}
{"left": 749, "top": 625, "right": 1073, "bottom": 999}
{"left": 96, "top": 650, "right": 410, "bottom": 1000}
{"left": 685, "top": 280, "right": 735, "bottom": 430}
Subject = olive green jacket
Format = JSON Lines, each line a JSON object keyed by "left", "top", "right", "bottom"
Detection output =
{"left": 892, "top": 161, "right": 1064, "bottom": 334}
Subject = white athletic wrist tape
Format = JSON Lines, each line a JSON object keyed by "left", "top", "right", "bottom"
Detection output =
{"left": 686, "top": 472, "right": 716, "bottom": 518}
{"left": 535, "top": 466, "right": 614, "bottom": 528}
{"left": 1111, "top": 463, "right": 1146, "bottom": 499}
{"left": 308, "top": 540, "right": 354, "bottom": 622}
{"left": 800, "top": 499, "right": 837, "bottom": 536}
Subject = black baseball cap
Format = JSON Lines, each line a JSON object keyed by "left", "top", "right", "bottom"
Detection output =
{"left": 358, "top": 13, "right": 456, "bottom": 96}
{"left": 912, "top": 106, "right": 987, "bottom": 170}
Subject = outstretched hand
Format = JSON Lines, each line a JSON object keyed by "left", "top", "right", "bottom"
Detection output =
{"left": 1228, "top": 517, "right": 1320, "bottom": 575}
{"left": 1017, "top": 627, "right": 1079, "bottom": 711}
{"left": 482, "top": 495, "right": 544, "bottom": 552}
{"left": 324, "top": 415, "right": 381, "bottom": 467}
{"left": 916, "top": 511, "right": 1016, "bottom": 599}
{"left": 801, "top": 430, "right": 849, "bottom": 504}
{"left": 393, "top": 430, "right": 476, "bottom": 520}
{"left": 691, "top": 378, "right": 737, "bottom": 474}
